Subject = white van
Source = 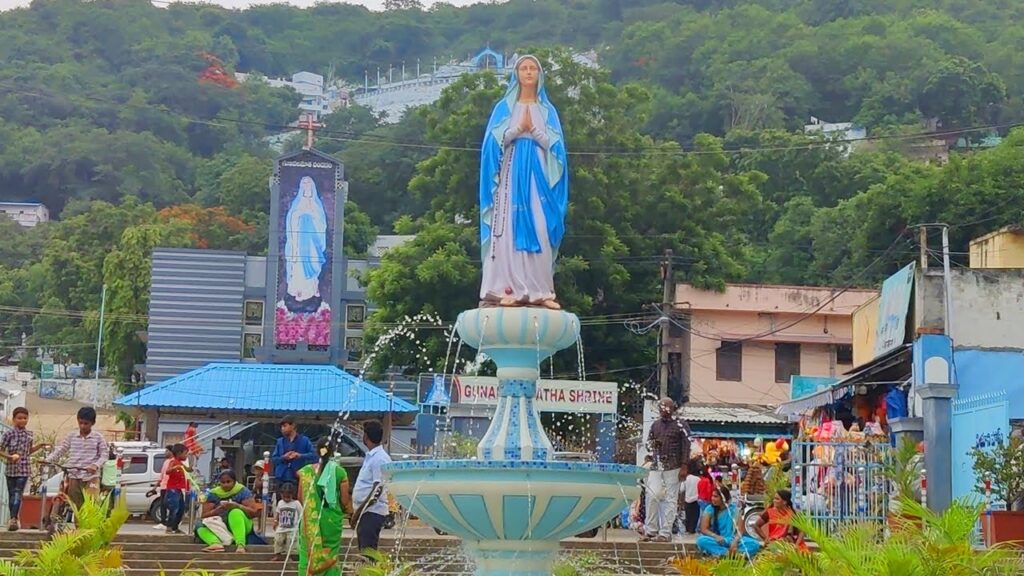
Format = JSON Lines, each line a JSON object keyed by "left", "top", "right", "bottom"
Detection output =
{"left": 43, "top": 441, "right": 167, "bottom": 519}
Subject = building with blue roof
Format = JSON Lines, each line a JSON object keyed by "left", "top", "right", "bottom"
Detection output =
{"left": 116, "top": 363, "right": 417, "bottom": 419}
{"left": 116, "top": 148, "right": 420, "bottom": 478}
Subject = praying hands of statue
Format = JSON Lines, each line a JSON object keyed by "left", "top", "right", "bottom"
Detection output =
{"left": 520, "top": 107, "right": 534, "bottom": 134}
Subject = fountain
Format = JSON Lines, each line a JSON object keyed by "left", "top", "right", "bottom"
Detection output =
{"left": 383, "top": 307, "right": 645, "bottom": 575}
{"left": 382, "top": 54, "right": 645, "bottom": 575}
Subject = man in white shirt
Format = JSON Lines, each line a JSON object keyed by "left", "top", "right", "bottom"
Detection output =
{"left": 352, "top": 421, "right": 392, "bottom": 552}
{"left": 679, "top": 461, "right": 701, "bottom": 534}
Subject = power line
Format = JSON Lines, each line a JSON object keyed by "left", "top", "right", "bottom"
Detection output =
{"left": 0, "top": 79, "right": 1019, "bottom": 158}
{"left": 644, "top": 232, "right": 914, "bottom": 344}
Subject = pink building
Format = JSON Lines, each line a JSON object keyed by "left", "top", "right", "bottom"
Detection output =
{"left": 668, "top": 284, "right": 878, "bottom": 406}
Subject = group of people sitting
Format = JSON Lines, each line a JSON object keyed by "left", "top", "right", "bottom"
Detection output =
{"left": 694, "top": 486, "right": 804, "bottom": 558}
{"left": 180, "top": 417, "right": 390, "bottom": 576}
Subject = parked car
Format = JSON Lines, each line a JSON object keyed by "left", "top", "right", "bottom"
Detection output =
{"left": 43, "top": 441, "right": 166, "bottom": 520}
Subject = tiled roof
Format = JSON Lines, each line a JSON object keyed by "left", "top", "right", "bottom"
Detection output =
{"left": 115, "top": 363, "right": 417, "bottom": 414}
{"left": 679, "top": 403, "right": 787, "bottom": 425}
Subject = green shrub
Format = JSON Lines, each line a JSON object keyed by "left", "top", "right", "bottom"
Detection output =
{"left": 671, "top": 497, "right": 1023, "bottom": 576}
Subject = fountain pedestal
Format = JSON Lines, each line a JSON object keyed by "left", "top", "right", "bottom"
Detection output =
{"left": 454, "top": 307, "right": 579, "bottom": 462}
{"left": 384, "top": 307, "right": 645, "bottom": 576}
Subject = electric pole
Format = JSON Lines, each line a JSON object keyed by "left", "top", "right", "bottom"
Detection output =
{"left": 659, "top": 249, "right": 673, "bottom": 400}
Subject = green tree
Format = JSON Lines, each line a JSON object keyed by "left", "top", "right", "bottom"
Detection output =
{"left": 0, "top": 217, "right": 46, "bottom": 269}
{"left": 41, "top": 199, "right": 158, "bottom": 313}
{"left": 101, "top": 222, "right": 193, "bottom": 381}
{"left": 364, "top": 50, "right": 764, "bottom": 387}
{"left": 918, "top": 56, "right": 1007, "bottom": 133}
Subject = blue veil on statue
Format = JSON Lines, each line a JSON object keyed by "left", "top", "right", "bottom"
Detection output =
{"left": 479, "top": 55, "right": 569, "bottom": 264}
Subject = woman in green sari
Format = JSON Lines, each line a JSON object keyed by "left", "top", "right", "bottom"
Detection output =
{"left": 197, "top": 469, "right": 259, "bottom": 553}
{"left": 297, "top": 436, "right": 354, "bottom": 576}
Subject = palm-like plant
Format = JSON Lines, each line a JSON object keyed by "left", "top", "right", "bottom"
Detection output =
{"left": 553, "top": 551, "right": 614, "bottom": 576}
{"left": 672, "top": 497, "right": 1024, "bottom": 576}
{"left": 0, "top": 530, "right": 122, "bottom": 576}
{"left": 0, "top": 494, "right": 128, "bottom": 576}
{"left": 159, "top": 569, "right": 250, "bottom": 576}
{"left": 356, "top": 548, "right": 417, "bottom": 576}
{"left": 880, "top": 437, "right": 923, "bottom": 512}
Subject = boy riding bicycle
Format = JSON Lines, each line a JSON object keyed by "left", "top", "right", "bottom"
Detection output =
{"left": 46, "top": 407, "right": 108, "bottom": 529}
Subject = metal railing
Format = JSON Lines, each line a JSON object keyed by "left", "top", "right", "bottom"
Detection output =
{"left": 791, "top": 440, "right": 891, "bottom": 536}
{"left": 0, "top": 421, "right": 8, "bottom": 525}
{"left": 37, "top": 380, "right": 75, "bottom": 400}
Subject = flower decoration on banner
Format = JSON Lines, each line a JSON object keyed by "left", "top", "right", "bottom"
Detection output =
{"left": 275, "top": 301, "right": 331, "bottom": 346}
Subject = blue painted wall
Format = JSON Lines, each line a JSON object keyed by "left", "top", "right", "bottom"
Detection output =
{"left": 954, "top": 348, "right": 1024, "bottom": 418}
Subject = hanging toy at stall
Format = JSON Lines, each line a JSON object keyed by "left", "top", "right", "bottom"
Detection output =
{"left": 761, "top": 438, "right": 789, "bottom": 466}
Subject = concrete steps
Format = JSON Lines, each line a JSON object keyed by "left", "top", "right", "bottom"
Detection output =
{"left": 0, "top": 529, "right": 690, "bottom": 575}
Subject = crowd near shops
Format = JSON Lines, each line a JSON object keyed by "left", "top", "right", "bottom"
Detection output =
{"left": 628, "top": 389, "right": 908, "bottom": 557}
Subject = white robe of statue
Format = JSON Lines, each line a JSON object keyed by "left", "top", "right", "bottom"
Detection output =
{"left": 480, "top": 102, "right": 555, "bottom": 304}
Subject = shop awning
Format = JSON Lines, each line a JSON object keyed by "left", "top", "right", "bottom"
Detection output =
{"left": 690, "top": 430, "right": 793, "bottom": 440}
{"left": 775, "top": 344, "right": 912, "bottom": 417}
{"left": 681, "top": 403, "right": 788, "bottom": 426}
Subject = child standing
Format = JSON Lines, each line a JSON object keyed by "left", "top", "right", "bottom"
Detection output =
{"left": 680, "top": 462, "right": 701, "bottom": 534}
{"left": 272, "top": 482, "right": 302, "bottom": 562}
{"left": 163, "top": 444, "right": 190, "bottom": 534}
{"left": 48, "top": 406, "right": 108, "bottom": 518}
{"left": 697, "top": 467, "right": 714, "bottom": 511}
{"left": 147, "top": 445, "right": 174, "bottom": 529}
{"left": 0, "top": 408, "right": 50, "bottom": 531}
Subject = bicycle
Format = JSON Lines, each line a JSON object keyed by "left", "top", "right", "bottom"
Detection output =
{"left": 38, "top": 461, "right": 94, "bottom": 536}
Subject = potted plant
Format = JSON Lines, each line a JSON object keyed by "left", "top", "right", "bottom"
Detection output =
{"left": 18, "top": 430, "right": 60, "bottom": 529}
{"left": 970, "top": 434, "right": 1024, "bottom": 546}
{"left": 881, "top": 437, "right": 923, "bottom": 530}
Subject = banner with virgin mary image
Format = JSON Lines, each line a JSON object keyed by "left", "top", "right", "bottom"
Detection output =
{"left": 274, "top": 155, "right": 338, "bottom": 348}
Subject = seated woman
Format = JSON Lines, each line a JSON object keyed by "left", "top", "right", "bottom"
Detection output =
{"left": 197, "top": 470, "right": 260, "bottom": 553}
{"left": 755, "top": 489, "right": 806, "bottom": 549}
{"left": 695, "top": 487, "right": 761, "bottom": 558}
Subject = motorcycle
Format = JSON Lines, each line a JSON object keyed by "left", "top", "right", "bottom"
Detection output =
{"left": 739, "top": 494, "right": 765, "bottom": 540}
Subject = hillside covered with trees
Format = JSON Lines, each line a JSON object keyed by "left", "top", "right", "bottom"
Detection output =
{"left": 2, "top": 0, "right": 1024, "bottom": 388}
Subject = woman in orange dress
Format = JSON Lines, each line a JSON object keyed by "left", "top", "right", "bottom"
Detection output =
{"left": 755, "top": 489, "right": 806, "bottom": 549}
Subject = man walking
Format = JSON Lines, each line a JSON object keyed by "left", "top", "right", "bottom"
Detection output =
{"left": 270, "top": 415, "right": 315, "bottom": 496}
{"left": 352, "top": 421, "right": 392, "bottom": 552}
{"left": 642, "top": 397, "right": 691, "bottom": 542}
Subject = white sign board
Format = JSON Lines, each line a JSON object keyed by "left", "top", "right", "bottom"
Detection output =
{"left": 453, "top": 376, "right": 617, "bottom": 414}
{"left": 875, "top": 262, "right": 916, "bottom": 357}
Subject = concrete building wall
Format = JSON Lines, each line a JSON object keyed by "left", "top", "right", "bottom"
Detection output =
{"left": 674, "top": 284, "right": 877, "bottom": 405}
{"left": 145, "top": 236, "right": 414, "bottom": 381}
{"left": 968, "top": 227, "right": 1024, "bottom": 269}
{"left": 686, "top": 310, "right": 849, "bottom": 404}
{"left": 916, "top": 268, "right": 1024, "bottom": 350}
{"left": 852, "top": 295, "right": 880, "bottom": 368}
{"left": 0, "top": 202, "right": 49, "bottom": 227}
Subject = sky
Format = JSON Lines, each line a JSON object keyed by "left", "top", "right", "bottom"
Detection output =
{"left": 0, "top": 0, "right": 485, "bottom": 11}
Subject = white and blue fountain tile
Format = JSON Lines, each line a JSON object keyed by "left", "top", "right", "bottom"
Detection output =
{"left": 384, "top": 460, "right": 644, "bottom": 542}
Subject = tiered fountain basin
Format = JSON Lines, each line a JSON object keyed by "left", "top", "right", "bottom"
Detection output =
{"left": 384, "top": 460, "right": 643, "bottom": 575}
{"left": 383, "top": 308, "right": 645, "bottom": 575}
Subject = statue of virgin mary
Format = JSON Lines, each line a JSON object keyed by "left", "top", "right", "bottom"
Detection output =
{"left": 284, "top": 176, "right": 328, "bottom": 312}
{"left": 479, "top": 54, "right": 569, "bottom": 309}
